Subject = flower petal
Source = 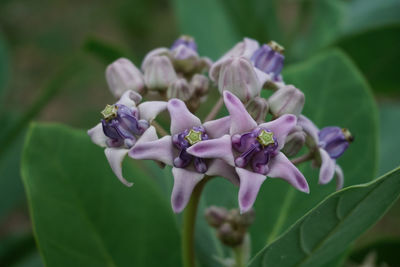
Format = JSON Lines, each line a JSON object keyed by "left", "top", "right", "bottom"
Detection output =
{"left": 88, "top": 123, "right": 107, "bottom": 147}
{"left": 186, "top": 135, "right": 235, "bottom": 166}
{"left": 298, "top": 115, "right": 319, "bottom": 146}
{"left": 206, "top": 159, "right": 240, "bottom": 186}
{"left": 138, "top": 101, "right": 167, "bottom": 122}
{"left": 254, "top": 68, "right": 273, "bottom": 88}
{"left": 104, "top": 148, "right": 132, "bottom": 187}
{"left": 117, "top": 90, "right": 142, "bottom": 107}
{"left": 141, "top": 47, "right": 171, "bottom": 71}
{"left": 129, "top": 135, "right": 174, "bottom": 165}
{"left": 203, "top": 116, "right": 231, "bottom": 138}
{"left": 136, "top": 126, "right": 159, "bottom": 143}
{"left": 259, "top": 114, "right": 297, "bottom": 150}
{"left": 335, "top": 165, "right": 344, "bottom": 190}
{"left": 168, "top": 98, "right": 201, "bottom": 135}
{"left": 235, "top": 167, "right": 266, "bottom": 213}
{"left": 223, "top": 91, "right": 257, "bottom": 135}
{"left": 318, "top": 148, "right": 336, "bottom": 185}
{"left": 267, "top": 152, "right": 309, "bottom": 193}
{"left": 171, "top": 167, "right": 204, "bottom": 213}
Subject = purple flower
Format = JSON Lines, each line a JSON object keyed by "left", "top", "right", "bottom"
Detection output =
{"left": 129, "top": 98, "right": 239, "bottom": 213}
{"left": 298, "top": 115, "right": 353, "bottom": 190}
{"left": 187, "top": 91, "right": 309, "bottom": 213}
{"left": 88, "top": 90, "right": 167, "bottom": 186}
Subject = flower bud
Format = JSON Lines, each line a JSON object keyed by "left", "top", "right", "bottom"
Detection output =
{"left": 251, "top": 41, "right": 284, "bottom": 78}
{"left": 318, "top": 127, "right": 353, "bottom": 159}
{"left": 105, "top": 58, "right": 145, "bottom": 98}
{"left": 282, "top": 125, "right": 306, "bottom": 157}
{"left": 144, "top": 55, "right": 177, "bottom": 90}
{"left": 268, "top": 85, "right": 305, "bottom": 116}
{"left": 167, "top": 78, "right": 193, "bottom": 101}
{"left": 190, "top": 74, "right": 209, "bottom": 97}
{"left": 205, "top": 206, "right": 229, "bottom": 228}
{"left": 218, "top": 57, "right": 261, "bottom": 103}
{"left": 246, "top": 96, "right": 269, "bottom": 123}
{"left": 171, "top": 35, "right": 197, "bottom": 52}
{"left": 217, "top": 222, "right": 244, "bottom": 247}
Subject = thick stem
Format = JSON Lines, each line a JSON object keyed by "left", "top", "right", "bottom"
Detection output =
{"left": 151, "top": 121, "right": 169, "bottom": 137}
{"left": 182, "top": 176, "right": 210, "bottom": 267}
{"left": 233, "top": 246, "right": 245, "bottom": 267}
{"left": 204, "top": 97, "right": 224, "bottom": 122}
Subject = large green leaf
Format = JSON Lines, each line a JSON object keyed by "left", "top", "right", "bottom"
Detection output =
{"left": 248, "top": 167, "right": 400, "bottom": 266}
{"left": 172, "top": 0, "right": 239, "bottom": 59}
{"left": 252, "top": 49, "right": 378, "bottom": 254}
{"left": 21, "top": 123, "right": 181, "bottom": 267}
{"left": 0, "top": 31, "right": 10, "bottom": 106}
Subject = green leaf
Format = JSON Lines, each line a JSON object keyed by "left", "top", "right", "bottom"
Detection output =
{"left": 253, "top": 50, "right": 378, "bottom": 254}
{"left": 0, "top": 31, "right": 10, "bottom": 105}
{"left": 349, "top": 239, "right": 400, "bottom": 266}
{"left": 83, "top": 36, "right": 133, "bottom": 64}
{"left": 21, "top": 123, "right": 181, "bottom": 266}
{"left": 172, "top": 0, "right": 239, "bottom": 59}
{"left": 248, "top": 167, "right": 400, "bottom": 267}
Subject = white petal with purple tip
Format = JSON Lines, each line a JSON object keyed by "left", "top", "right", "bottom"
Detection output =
{"left": 138, "top": 101, "right": 167, "bottom": 122}
{"left": 335, "top": 165, "right": 344, "bottom": 190}
{"left": 129, "top": 136, "right": 174, "bottom": 165}
{"left": 117, "top": 90, "right": 142, "bottom": 107}
{"left": 206, "top": 159, "right": 240, "bottom": 186}
{"left": 318, "top": 148, "right": 336, "bottom": 185}
{"left": 298, "top": 115, "right": 319, "bottom": 146}
{"left": 87, "top": 123, "right": 107, "bottom": 147}
{"left": 168, "top": 99, "right": 201, "bottom": 135}
{"left": 267, "top": 152, "right": 310, "bottom": 193}
{"left": 259, "top": 114, "right": 297, "bottom": 150}
{"left": 203, "top": 116, "right": 231, "bottom": 138}
{"left": 171, "top": 167, "right": 204, "bottom": 213}
{"left": 104, "top": 148, "right": 132, "bottom": 187}
{"left": 235, "top": 167, "right": 266, "bottom": 213}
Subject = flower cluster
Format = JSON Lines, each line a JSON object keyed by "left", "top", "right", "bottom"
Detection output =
{"left": 88, "top": 36, "right": 353, "bottom": 214}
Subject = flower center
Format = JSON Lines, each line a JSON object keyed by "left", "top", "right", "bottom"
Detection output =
{"left": 267, "top": 41, "right": 285, "bottom": 54}
{"left": 232, "top": 128, "right": 278, "bottom": 175}
{"left": 101, "top": 104, "right": 118, "bottom": 121}
{"left": 185, "top": 129, "right": 203, "bottom": 145}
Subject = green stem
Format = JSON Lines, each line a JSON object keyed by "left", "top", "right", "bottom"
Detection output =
{"left": 233, "top": 246, "right": 245, "bottom": 267}
{"left": 182, "top": 176, "right": 210, "bottom": 267}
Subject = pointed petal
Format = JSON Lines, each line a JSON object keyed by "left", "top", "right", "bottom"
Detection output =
{"left": 203, "top": 116, "right": 231, "bottom": 138}
{"left": 88, "top": 123, "right": 107, "bottom": 147}
{"left": 318, "top": 148, "right": 336, "bottom": 185}
{"left": 186, "top": 135, "right": 235, "bottom": 166}
{"left": 223, "top": 91, "right": 257, "bottom": 135}
{"left": 136, "top": 126, "right": 159, "bottom": 143}
{"left": 138, "top": 101, "right": 167, "bottom": 122}
{"left": 168, "top": 98, "right": 201, "bottom": 135}
{"left": 206, "top": 159, "right": 240, "bottom": 186}
{"left": 171, "top": 167, "right": 204, "bottom": 213}
{"left": 104, "top": 148, "right": 132, "bottom": 187}
{"left": 117, "top": 90, "right": 142, "bottom": 107}
{"left": 267, "top": 152, "right": 309, "bottom": 193}
{"left": 129, "top": 136, "right": 174, "bottom": 165}
{"left": 259, "top": 114, "right": 297, "bottom": 150}
{"left": 335, "top": 165, "right": 344, "bottom": 190}
{"left": 298, "top": 115, "right": 319, "bottom": 146}
{"left": 235, "top": 167, "right": 266, "bottom": 213}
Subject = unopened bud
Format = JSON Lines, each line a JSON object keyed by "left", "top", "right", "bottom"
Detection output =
{"left": 239, "top": 209, "right": 255, "bottom": 227}
{"left": 251, "top": 41, "right": 284, "bottom": 78}
{"left": 268, "top": 85, "right": 305, "bottom": 116}
{"left": 105, "top": 58, "right": 145, "bottom": 98}
{"left": 144, "top": 55, "right": 177, "bottom": 90}
{"left": 190, "top": 74, "right": 209, "bottom": 97}
{"left": 217, "top": 222, "right": 244, "bottom": 247}
{"left": 282, "top": 125, "right": 306, "bottom": 157}
{"left": 246, "top": 97, "right": 269, "bottom": 123}
{"left": 171, "top": 35, "right": 197, "bottom": 52}
{"left": 218, "top": 57, "right": 261, "bottom": 103}
{"left": 205, "top": 206, "right": 229, "bottom": 228}
{"left": 167, "top": 78, "right": 193, "bottom": 101}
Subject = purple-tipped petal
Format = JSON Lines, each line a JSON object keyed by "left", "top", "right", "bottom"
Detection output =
{"left": 298, "top": 115, "right": 319, "bottom": 146}
{"left": 129, "top": 136, "right": 174, "bottom": 165}
{"left": 259, "top": 114, "right": 297, "bottom": 150}
{"left": 138, "top": 101, "right": 167, "bottom": 122}
{"left": 206, "top": 159, "right": 240, "bottom": 186}
{"left": 267, "top": 152, "right": 309, "bottom": 193}
{"left": 203, "top": 116, "right": 231, "bottom": 138}
{"left": 318, "top": 148, "right": 336, "bottom": 185}
{"left": 104, "top": 148, "right": 132, "bottom": 187}
{"left": 117, "top": 90, "right": 142, "bottom": 107}
{"left": 223, "top": 91, "right": 257, "bottom": 135}
{"left": 235, "top": 167, "right": 266, "bottom": 213}
{"left": 168, "top": 99, "right": 201, "bottom": 135}
{"left": 88, "top": 123, "right": 107, "bottom": 147}
{"left": 335, "top": 165, "right": 344, "bottom": 190}
{"left": 171, "top": 167, "right": 204, "bottom": 213}
{"left": 186, "top": 135, "right": 235, "bottom": 166}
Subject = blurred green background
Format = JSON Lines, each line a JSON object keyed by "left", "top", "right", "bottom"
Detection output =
{"left": 0, "top": 0, "right": 399, "bottom": 266}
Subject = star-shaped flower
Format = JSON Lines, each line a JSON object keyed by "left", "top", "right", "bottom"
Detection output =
{"left": 186, "top": 91, "right": 309, "bottom": 213}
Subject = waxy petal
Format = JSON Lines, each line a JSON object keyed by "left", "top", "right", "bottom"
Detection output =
{"left": 129, "top": 136, "right": 174, "bottom": 165}
{"left": 206, "top": 159, "right": 240, "bottom": 186}
{"left": 168, "top": 99, "right": 201, "bottom": 135}
{"left": 259, "top": 114, "right": 297, "bottom": 150}
{"left": 267, "top": 152, "right": 309, "bottom": 193}
{"left": 335, "top": 165, "right": 344, "bottom": 190}
{"left": 203, "top": 116, "right": 231, "bottom": 138}
{"left": 138, "top": 101, "right": 167, "bottom": 122}
{"left": 104, "top": 148, "right": 132, "bottom": 187}
{"left": 319, "top": 148, "right": 336, "bottom": 185}
{"left": 141, "top": 47, "right": 171, "bottom": 71}
{"left": 117, "top": 90, "right": 142, "bottom": 107}
{"left": 171, "top": 167, "right": 204, "bottom": 213}
{"left": 88, "top": 123, "right": 107, "bottom": 147}
{"left": 223, "top": 91, "right": 257, "bottom": 135}
{"left": 235, "top": 167, "right": 266, "bottom": 213}
{"left": 298, "top": 115, "right": 319, "bottom": 146}
{"left": 254, "top": 68, "right": 273, "bottom": 88}
{"left": 136, "top": 126, "right": 159, "bottom": 144}
{"left": 186, "top": 135, "right": 235, "bottom": 166}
